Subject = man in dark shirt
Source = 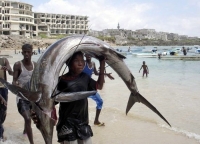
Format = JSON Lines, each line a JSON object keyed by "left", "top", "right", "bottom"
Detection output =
{"left": 32, "top": 51, "right": 105, "bottom": 144}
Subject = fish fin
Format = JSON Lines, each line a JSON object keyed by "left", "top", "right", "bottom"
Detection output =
{"left": 126, "top": 92, "right": 171, "bottom": 127}
{"left": 55, "top": 91, "right": 97, "bottom": 102}
{"left": 0, "top": 78, "right": 41, "bottom": 102}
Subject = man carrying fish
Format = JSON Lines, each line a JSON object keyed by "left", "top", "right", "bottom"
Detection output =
{"left": 0, "top": 35, "right": 170, "bottom": 144}
{"left": 13, "top": 44, "right": 36, "bottom": 144}
{"left": 32, "top": 51, "right": 106, "bottom": 144}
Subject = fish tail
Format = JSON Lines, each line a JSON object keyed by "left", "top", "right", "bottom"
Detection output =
{"left": 126, "top": 92, "right": 171, "bottom": 127}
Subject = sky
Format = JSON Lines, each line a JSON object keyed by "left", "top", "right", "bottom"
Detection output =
{"left": 20, "top": 0, "right": 200, "bottom": 37}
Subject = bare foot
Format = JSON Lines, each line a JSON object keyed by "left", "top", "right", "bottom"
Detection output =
{"left": 94, "top": 122, "right": 105, "bottom": 126}
{"left": 0, "top": 136, "right": 7, "bottom": 142}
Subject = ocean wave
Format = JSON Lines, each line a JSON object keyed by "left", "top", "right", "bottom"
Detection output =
{"left": 159, "top": 124, "right": 200, "bottom": 143}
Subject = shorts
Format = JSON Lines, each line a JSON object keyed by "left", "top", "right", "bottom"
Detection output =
{"left": 60, "top": 137, "right": 92, "bottom": 144}
{"left": 0, "top": 88, "right": 8, "bottom": 138}
{"left": 0, "top": 88, "right": 8, "bottom": 111}
{"left": 17, "top": 99, "right": 32, "bottom": 115}
{"left": 89, "top": 93, "right": 103, "bottom": 109}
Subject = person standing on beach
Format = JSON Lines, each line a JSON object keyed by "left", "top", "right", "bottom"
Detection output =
{"left": 31, "top": 51, "right": 106, "bottom": 144}
{"left": 12, "top": 44, "right": 36, "bottom": 144}
{"left": 82, "top": 54, "right": 114, "bottom": 126}
{"left": 0, "top": 57, "right": 13, "bottom": 141}
{"left": 139, "top": 61, "right": 149, "bottom": 77}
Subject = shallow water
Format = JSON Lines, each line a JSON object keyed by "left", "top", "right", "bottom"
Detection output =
{"left": 1, "top": 48, "right": 200, "bottom": 144}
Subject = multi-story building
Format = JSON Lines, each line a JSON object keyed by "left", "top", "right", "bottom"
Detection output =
{"left": 0, "top": 0, "right": 89, "bottom": 37}
{"left": 34, "top": 12, "right": 89, "bottom": 36}
{"left": 0, "top": 0, "right": 34, "bottom": 37}
{"left": 88, "top": 30, "right": 103, "bottom": 37}
{"left": 167, "top": 33, "right": 180, "bottom": 41}
{"left": 135, "top": 29, "right": 157, "bottom": 39}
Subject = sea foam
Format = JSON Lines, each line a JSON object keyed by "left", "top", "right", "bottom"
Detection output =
{"left": 159, "top": 124, "right": 200, "bottom": 143}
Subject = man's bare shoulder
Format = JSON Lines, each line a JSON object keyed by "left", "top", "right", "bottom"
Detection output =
{"left": 13, "top": 61, "right": 21, "bottom": 67}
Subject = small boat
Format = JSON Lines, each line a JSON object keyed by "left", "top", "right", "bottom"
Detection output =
{"left": 159, "top": 54, "right": 200, "bottom": 60}
{"left": 162, "top": 47, "right": 182, "bottom": 56}
{"left": 195, "top": 48, "right": 200, "bottom": 54}
{"left": 132, "top": 52, "right": 157, "bottom": 57}
{"left": 115, "top": 49, "right": 132, "bottom": 56}
{"left": 151, "top": 47, "right": 158, "bottom": 53}
{"left": 170, "top": 47, "right": 181, "bottom": 54}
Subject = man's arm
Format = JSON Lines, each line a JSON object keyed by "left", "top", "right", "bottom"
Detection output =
{"left": 1, "top": 58, "right": 13, "bottom": 76}
{"left": 12, "top": 62, "right": 21, "bottom": 86}
{"left": 93, "top": 62, "right": 114, "bottom": 80}
{"left": 96, "top": 57, "right": 105, "bottom": 90}
{"left": 139, "top": 66, "right": 142, "bottom": 72}
{"left": 93, "top": 62, "right": 99, "bottom": 75}
{"left": 0, "top": 94, "right": 7, "bottom": 106}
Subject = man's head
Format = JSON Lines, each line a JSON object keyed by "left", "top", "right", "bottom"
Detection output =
{"left": 22, "top": 44, "right": 33, "bottom": 60}
{"left": 66, "top": 51, "right": 85, "bottom": 75}
{"left": 143, "top": 61, "right": 145, "bottom": 64}
{"left": 84, "top": 54, "right": 92, "bottom": 61}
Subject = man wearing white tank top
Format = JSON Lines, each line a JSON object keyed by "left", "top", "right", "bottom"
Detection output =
{"left": 12, "top": 44, "right": 36, "bottom": 144}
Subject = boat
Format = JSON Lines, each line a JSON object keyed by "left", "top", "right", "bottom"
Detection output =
{"left": 169, "top": 47, "right": 182, "bottom": 55}
{"left": 194, "top": 46, "right": 200, "bottom": 54}
{"left": 132, "top": 52, "right": 158, "bottom": 57}
{"left": 159, "top": 54, "right": 200, "bottom": 60}
{"left": 115, "top": 47, "right": 143, "bottom": 56}
{"left": 115, "top": 49, "right": 132, "bottom": 56}
{"left": 196, "top": 48, "right": 200, "bottom": 54}
{"left": 151, "top": 47, "right": 158, "bottom": 53}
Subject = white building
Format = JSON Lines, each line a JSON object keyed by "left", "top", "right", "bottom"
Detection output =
{"left": 34, "top": 12, "right": 89, "bottom": 36}
{"left": 0, "top": 0, "right": 89, "bottom": 37}
{"left": 0, "top": 0, "right": 34, "bottom": 37}
{"left": 135, "top": 29, "right": 157, "bottom": 39}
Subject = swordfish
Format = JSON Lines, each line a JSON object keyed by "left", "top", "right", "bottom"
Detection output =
{"left": 0, "top": 35, "right": 171, "bottom": 144}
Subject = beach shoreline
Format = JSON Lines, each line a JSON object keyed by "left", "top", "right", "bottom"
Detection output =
{"left": 1, "top": 47, "right": 200, "bottom": 144}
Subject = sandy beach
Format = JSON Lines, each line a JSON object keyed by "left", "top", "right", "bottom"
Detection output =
{"left": 1, "top": 49, "right": 200, "bottom": 144}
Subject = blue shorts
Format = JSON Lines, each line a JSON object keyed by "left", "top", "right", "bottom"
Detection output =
{"left": 89, "top": 92, "right": 103, "bottom": 109}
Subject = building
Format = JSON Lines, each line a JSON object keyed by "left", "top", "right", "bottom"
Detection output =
{"left": 88, "top": 30, "right": 103, "bottom": 37}
{"left": 179, "top": 35, "right": 188, "bottom": 40}
{"left": 0, "top": 0, "right": 89, "bottom": 37}
{"left": 34, "top": 12, "right": 89, "bottom": 36}
{"left": 0, "top": 0, "right": 34, "bottom": 37}
{"left": 135, "top": 29, "right": 157, "bottom": 39}
{"left": 167, "top": 33, "right": 180, "bottom": 41}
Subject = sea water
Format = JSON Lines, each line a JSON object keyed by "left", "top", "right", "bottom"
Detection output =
{"left": 2, "top": 47, "right": 200, "bottom": 144}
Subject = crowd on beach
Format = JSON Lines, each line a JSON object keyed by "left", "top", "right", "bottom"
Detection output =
{"left": 0, "top": 40, "right": 151, "bottom": 144}
{"left": 0, "top": 43, "right": 116, "bottom": 144}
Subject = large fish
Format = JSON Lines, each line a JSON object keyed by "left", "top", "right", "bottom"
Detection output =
{"left": 0, "top": 35, "right": 170, "bottom": 144}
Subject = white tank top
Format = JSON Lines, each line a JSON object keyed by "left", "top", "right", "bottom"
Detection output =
{"left": 16, "top": 61, "right": 34, "bottom": 103}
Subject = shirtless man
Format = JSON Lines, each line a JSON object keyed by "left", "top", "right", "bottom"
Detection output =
{"left": 139, "top": 61, "right": 149, "bottom": 77}
{"left": 12, "top": 44, "right": 36, "bottom": 144}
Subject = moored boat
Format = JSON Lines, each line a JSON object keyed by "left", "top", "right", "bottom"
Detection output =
{"left": 159, "top": 54, "right": 200, "bottom": 60}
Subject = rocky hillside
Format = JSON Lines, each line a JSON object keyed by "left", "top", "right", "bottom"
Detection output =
{"left": 0, "top": 35, "right": 55, "bottom": 49}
